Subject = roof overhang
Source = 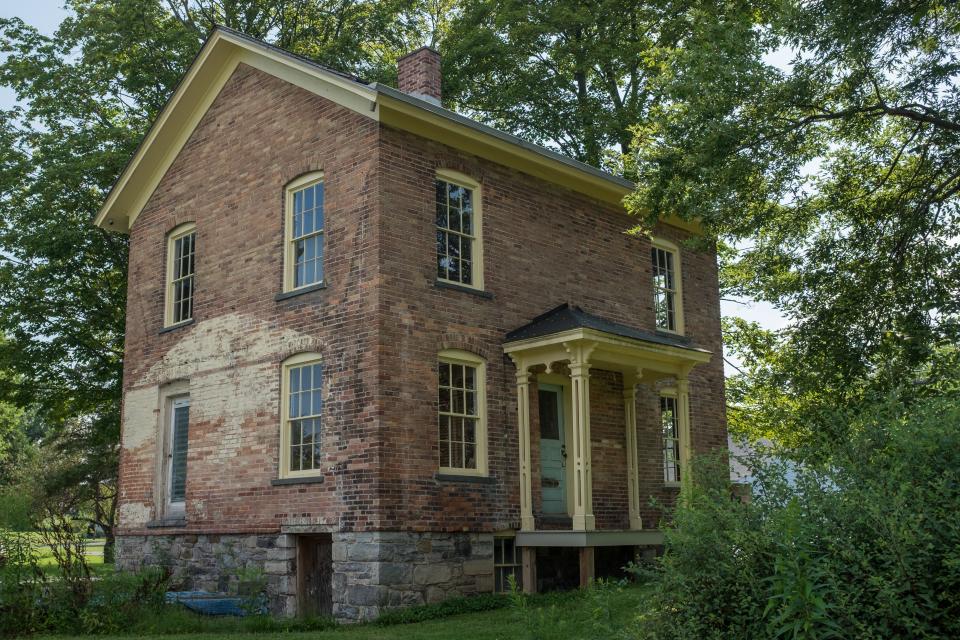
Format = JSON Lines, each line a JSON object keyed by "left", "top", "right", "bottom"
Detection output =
{"left": 95, "top": 27, "right": 701, "bottom": 236}
{"left": 504, "top": 327, "right": 712, "bottom": 380}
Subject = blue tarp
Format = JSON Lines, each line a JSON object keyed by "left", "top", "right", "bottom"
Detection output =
{"left": 165, "top": 591, "right": 264, "bottom": 616}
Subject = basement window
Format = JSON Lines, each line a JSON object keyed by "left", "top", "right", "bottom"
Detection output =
{"left": 494, "top": 536, "right": 521, "bottom": 593}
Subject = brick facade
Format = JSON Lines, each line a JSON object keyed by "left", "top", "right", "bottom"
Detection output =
{"left": 115, "top": 61, "right": 726, "bottom": 620}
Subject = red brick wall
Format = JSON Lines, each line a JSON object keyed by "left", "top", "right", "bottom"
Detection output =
{"left": 374, "top": 124, "right": 727, "bottom": 532}
{"left": 118, "top": 63, "right": 383, "bottom": 535}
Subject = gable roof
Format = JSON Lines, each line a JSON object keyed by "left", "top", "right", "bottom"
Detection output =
{"left": 505, "top": 303, "right": 708, "bottom": 354}
{"left": 95, "top": 27, "right": 698, "bottom": 234}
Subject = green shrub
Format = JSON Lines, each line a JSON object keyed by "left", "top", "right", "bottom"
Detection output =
{"left": 375, "top": 592, "right": 510, "bottom": 625}
{"left": 0, "top": 530, "right": 46, "bottom": 636}
{"left": 637, "top": 393, "right": 960, "bottom": 639}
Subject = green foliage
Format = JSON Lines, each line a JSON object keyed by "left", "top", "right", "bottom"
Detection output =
{"left": 376, "top": 592, "right": 509, "bottom": 625}
{"left": 637, "top": 392, "right": 960, "bottom": 639}
{"left": 627, "top": 0, "right": 960, "bottom": 449}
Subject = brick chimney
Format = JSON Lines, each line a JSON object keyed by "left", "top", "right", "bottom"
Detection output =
{"left": 397, "top": 47, "right": 441, "bottom": 106}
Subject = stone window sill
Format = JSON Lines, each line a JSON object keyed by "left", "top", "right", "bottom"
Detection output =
{"left": 146, "top": 517, "right": 187, "bottom": 528}
{"left": 434, "top": 472, "right": 496, "bottom": 484}
{"left": 159, "top": 319, "right": 194, "bottom": 335}
{"left": 275, "top": 282, "right": 327, "bottom": 301}
{"left": 433, "top": 280, "right": 493, "bottom": 299}
{"left": 271, "top": 475, "right": 325, "bottom": 486}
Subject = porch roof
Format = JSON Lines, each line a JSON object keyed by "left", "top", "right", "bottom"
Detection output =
{"left": 504, "top": 304, "right": 711, "bottom": 378}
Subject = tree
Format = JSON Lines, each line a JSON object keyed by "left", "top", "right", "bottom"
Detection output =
{"left": 627, "top": 0, "right": 960, "bottom": 451}
{"left": 442, "top": 0, "right": 689, "bottom": 170}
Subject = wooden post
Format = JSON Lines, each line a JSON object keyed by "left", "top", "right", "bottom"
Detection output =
{"left": 677, "top": 375, "right": 693, "bottom": 495}
{"left": 565, "top": 341, "right": 596, "bottom": 532}
{"left": 623, "top": 373, "right": 642, "bottom": 530}
{"left": 512, "top": 359, "right": 535, "bottom": 532}
{"left": 521, "top": 546, "right": 537, "bottom": 594}
{"left": 578, "top": 547, "right": 595, "bottom": 588}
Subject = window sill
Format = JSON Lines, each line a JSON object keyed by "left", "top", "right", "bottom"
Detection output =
{"left": 435, "top": 472, "right": 495, "bottom": 484}
{"left": 146, "top": 517, "right": 187, "bottom": 529}
{"left": 275, "top": 282, "right": 327, "bottom": 301}
{"left": 159, "top": 319, "right": 194, "bottom": 334}
{"left": 271, "top": 475, "right": 325, "bottom": 486}
{"left": 433, "top": 280, "right": 493, "bottom": 299}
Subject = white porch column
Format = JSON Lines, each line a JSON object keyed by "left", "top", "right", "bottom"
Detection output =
{"left": 566, "top": 343, "right": 596, "bottom": 531}
{"left": 623, "top": 373, "right": 642, "bottom": 530}
{"left": 677, "top": 374, "right": 693, "bottom": 494}
{"left": 515, "top": 366, "right": 535, "bottom": 531}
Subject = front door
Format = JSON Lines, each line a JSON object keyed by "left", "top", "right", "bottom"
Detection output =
{"left": 538, "top": 384, "right": 566, "bottom": 514}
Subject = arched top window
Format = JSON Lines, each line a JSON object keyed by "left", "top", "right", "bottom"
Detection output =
{"left": 650, "top": 236, "right": 684, "bottom": 334}
{"left": 283, "top": 172, "right": 325, "bottom": 292}
{"left": 279, "top": 352, "right": 324, "bottom": 478}
{"left": 165, "top": 222, "right": 196, "bottom": 327}
{"left": 435, "top": 170, "right": 484, "bottom": 291}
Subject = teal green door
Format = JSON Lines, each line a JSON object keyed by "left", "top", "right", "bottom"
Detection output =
{"left": 538, "top": 385, "right": 566, "bottom": 514}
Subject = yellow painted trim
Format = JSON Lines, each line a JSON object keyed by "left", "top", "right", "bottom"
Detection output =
{"left": 94, "top": 30, "right": 377, "bottom": 233}
{"left": 283, "top": 172, "right": 325, "bottom": 293}
{"left": 279, "top": 353, "right": 324, "bottom": 480}
{"left": 163, "top": 222, "right": 196, "bottom": 328}
{"left": 651, "top": 236, "right": 685, "bottom": 336}
{"left": 379, "top": 94, "right": 702, "bottom": 235}
{"left": 438, "top": 349, "right": 488, "bottom": 476}
{"left": 435, "top": 169, "right": 485, "bottom": 291}
{"left": 659, "top": 389, "right": 682, "bottom": 488}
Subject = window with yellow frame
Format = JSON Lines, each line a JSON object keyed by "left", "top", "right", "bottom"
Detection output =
{"left": 435, "top": 170, "right": 484, "bottom": 290}
{"left": 437, "top": 349, "right": 487, "bottom": 475}
{"left": 283, "top": 172, "right": 325, "bottom": 292}
{"left": 164, "top": 222, "right": 196, "bottom": 327}
{"left": 651, "top": 237, "right": 684, "bottom": 334}
{"left": 279, "top": 353, "right": 324, "bottom": 478}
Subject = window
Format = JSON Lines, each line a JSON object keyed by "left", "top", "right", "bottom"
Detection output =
{"left": 167, "top": 396, "right": 190, "bottom": 508}
{"left": 280, "top": 354, "right": 324, "bottom": 477}
{"left": 651, "top": 239, "right": 683, "bottom": 333}
{"left": 435, "top": 170, "right": 483, "bottom": 289}
{"left": 661, "top": 395, "right": 681, "bottom": 484}
{"left": 494, "top": 536, "right": 521, "bottom": 593}
{"left": 438, "top": 349, "right": 487, "bottom": 475}
{"left": 165, "top": 223, "right": 196, "bottom": 326}
{"left": 284, "top": 173, "right": 325, "bottom": 291}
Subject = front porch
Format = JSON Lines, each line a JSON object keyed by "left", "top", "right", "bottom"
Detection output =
{"left": 503, "top": 304, "right": 712, "bottom": 591}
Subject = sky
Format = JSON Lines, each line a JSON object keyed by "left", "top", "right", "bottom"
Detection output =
{"left": 0, "top": 1, "right": 790, "bottom": 370}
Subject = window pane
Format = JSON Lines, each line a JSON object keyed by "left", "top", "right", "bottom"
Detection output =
{"left": 170, "top": 404, "right": 189, "bottom": 502}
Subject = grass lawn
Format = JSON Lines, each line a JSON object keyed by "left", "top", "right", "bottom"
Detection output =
{"left": 38, "top": 584, "right": 646, "bottom": 640}
{"left": 31, "top": 536, "right": 114, "bottom": 577}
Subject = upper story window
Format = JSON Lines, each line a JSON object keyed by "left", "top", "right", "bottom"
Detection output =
{"left": 661, "top": 394, "right": 681, "bottom": 485}
{"left": 435, "top": 170, "right": 483, "bottom": 290}
{"left": 280, "top": 353, "right": 324, "bottom": 477}
{"left": 284, "top": 173, "right": 325, "bottom": 292}
{"left": 438, "top": 349, "right": 487, "bottom": 475}
{"left": 165, "top": 223, "right": 196, "bottom": 327}
{"left": 651, "top": 238, "right": 683, "bottom": 334}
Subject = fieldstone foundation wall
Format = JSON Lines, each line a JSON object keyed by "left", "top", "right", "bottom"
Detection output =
{"left": 116, "top": 530, "right": 495, "bottom": 622}
{"left": 115, "top": 533, "right": 298, "bottom": 616}
{"left": 331, "top": 531, "right": 494, "bottom": 621}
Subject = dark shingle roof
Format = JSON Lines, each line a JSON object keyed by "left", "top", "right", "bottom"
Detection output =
{"left": 504, "top": 303, "right": 706, "bottom": 352}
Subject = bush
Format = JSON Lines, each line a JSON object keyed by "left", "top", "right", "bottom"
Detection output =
{"left": 375, "top": 592, "right": 510, "bottom": 625}
{"left": 637, "top": 393, "right": 960, "bottom": 639}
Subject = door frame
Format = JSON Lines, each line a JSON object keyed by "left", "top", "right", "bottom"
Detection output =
{"left": 537, "top": 374, "right": 574, "bottom": 517}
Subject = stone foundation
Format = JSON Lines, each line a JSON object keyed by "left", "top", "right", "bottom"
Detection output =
{"left": 115, "top": 530, "right": 494, "bottom": 622}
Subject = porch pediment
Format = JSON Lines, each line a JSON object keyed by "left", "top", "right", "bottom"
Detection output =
{"left": 503, "top": 304, "right": 711, "bottom": 379}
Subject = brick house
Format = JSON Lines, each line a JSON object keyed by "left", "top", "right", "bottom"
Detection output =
{"left": 96, "top": 27, "right": 727, "bottom": 621}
